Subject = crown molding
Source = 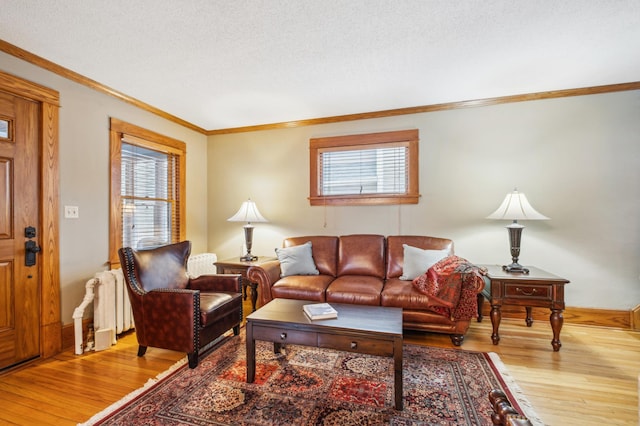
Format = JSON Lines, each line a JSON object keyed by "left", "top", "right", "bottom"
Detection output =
{"left": 207, "top": 81, "right": 640, "bottom": 135}
{"left": 0, "top": 39, "right": 206, "bottom": 134}
{"left": 3, "top": 39, "right": 639, "bottom": 136}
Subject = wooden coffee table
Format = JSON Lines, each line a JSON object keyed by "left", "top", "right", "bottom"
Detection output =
{"left": 246, "top": 298, "right": 404, "bottom": 410}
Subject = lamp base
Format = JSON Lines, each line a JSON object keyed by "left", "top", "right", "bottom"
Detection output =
{"left": 502, "top": 262, "right": 529, "bottom": 274}
{"left": 240, "top": 254, "right": 258, "bottom": 262}
{"left": 503, "top": 222, "right": 529, "bottom": 274}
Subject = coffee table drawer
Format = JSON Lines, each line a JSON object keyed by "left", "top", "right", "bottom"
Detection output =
{"left": 317, "top": 333, "right": 395, "bottom": 356}
{"left": 252, "top": 325, "right": 318, "bottom": 346}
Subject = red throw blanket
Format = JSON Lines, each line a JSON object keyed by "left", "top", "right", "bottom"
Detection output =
{"left": 412, "top": 255, "right": 486, "bottom": 321}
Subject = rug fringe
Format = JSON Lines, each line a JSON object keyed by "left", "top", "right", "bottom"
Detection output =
{"left": 488, "top": 352, "right": 546, "bottom": 426}
{"left": 77, "top": 356, "right": 188, "bottom": 426}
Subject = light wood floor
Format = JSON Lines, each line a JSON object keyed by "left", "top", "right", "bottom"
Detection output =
{"left": 1, "top": 299, "right": 638, "bottom": 425}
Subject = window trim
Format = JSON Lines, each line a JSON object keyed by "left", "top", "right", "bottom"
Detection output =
{"left": 109, "top": 118, "right": 186, "bottom": 267}
{"left": 309, "top": 129, "right": 419, "bottom": 206}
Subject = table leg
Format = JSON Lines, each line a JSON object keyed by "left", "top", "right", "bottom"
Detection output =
{"left": 394, "top": 337, "right": 403, "bottom": 410}
{"left": 246, "top": 322, "right": 255, "bottom": 383}
{"left": 476, "top": 293, "right": 484, "bottom": 322}
{"left": 550, "top": 309, "right": 564, "bottom": 351}
{"left": 242, "top": 279, "right": 248, "bottom": 300}
{"left": 525, "top": 307, "right": 533, "bottom": 327}
{"left": 490, "top": 304, "right": 501, "bottom": 345}
{"left": 248, "top": 282, "right": 258, "bottom": 312}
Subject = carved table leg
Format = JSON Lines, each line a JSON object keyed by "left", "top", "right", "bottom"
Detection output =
{"left": 525, "top": 306, "right": 533, "bottom": 327}
{"left": 477, "top": 293, "right": 484, "bottom": 322}
{"left": 490, "top": 304, "right": 501, "bottom": 345}
{"left": 248, "top": 281, "right": 258, "bottom": 312}
{"left": 550, "top": 308, "right": 564, "bottom": 351}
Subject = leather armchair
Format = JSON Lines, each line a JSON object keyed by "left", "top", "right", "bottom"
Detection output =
{"left": 118, "top": 241, "right": 242, "bottom": 368}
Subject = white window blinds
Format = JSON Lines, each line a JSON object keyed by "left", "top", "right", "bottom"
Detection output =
{"left": 120, "top": 141, "right": 180, "bottom": 249}
{"left": 319, "top": 144, "right": 408, "bottom": 196}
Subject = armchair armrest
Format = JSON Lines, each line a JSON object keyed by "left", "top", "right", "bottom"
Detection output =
{"left": 139, "top": 288, "right": 200, "bottom": 352}
{"left": 189, "top": 274, "right": 242, "bottom": 293}
{"left": 247, "top": 260, "right": 281, "bottom": 307}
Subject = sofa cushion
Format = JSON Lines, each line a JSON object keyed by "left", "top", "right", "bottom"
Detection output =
{"left": 399, "top": 244, "right": 450, "bottom": 280}
{"left": 381, "top": 278, "right": 450, "bottom": 310}
{"left": 275, "top": 241, "right": 319, "bottom": 277}
{"left": 271, "top": 274, "right": 334, "bottom": 301}
{"left": 326, "top": 275, "right": 384, "bottom": 305}
{"left": 284, "top": 236, "right": 338, "bottom": 277}
{"left": 337, "top": 234, "right": 385, "bottom": 278}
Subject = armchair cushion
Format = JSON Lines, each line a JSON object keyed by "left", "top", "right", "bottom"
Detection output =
{"left": 200, "top": 292, "right": 241, "bottom": 327}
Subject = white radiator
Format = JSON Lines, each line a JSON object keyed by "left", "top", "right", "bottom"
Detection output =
{"left": 73, "top": 268, "right": 135, "bottom": 355}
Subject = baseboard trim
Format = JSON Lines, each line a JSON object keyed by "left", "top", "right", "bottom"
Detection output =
{"left": 62, "top": 319, "right": 91, "bottom": 352}
{"left": 632, "top": 305, "right": 640, "bottom": 331}
{"left": 480, "top": 304, "right": 632, "bottom": 329}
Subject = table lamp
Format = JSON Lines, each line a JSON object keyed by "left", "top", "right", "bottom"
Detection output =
{"left": 228, "top": 199, "right": 268, "bottom": 261}
{"left": 487, "top": 188, "right": 549, "bottom": 273}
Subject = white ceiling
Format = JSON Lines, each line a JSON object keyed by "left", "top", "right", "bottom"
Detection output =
{"left": 1, "top": 1, "right": 639, "bottom": 131}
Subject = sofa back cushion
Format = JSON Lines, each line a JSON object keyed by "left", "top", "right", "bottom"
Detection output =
{"left": 284, "top": 236, "right": 338, "bottom": 277}
{"left": 337, "top": 234, "right": 386, "bottom": 278}
{"left": 386, "top": 235, "right": 454, "bottom": 279}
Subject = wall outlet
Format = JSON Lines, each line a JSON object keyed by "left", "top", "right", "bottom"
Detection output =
{"left": 64, "top": 205, "right": 79, "bottom": 219}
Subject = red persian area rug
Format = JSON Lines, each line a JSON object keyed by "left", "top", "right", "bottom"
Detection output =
{"left": 80, "top": 331, "right": 542, "bottom": 426}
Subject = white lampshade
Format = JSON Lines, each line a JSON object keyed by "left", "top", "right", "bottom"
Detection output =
{"left": 227, "top": 199, "right": 268, "bottom": 223}
{"left": 487, "top": 189, "right": 549, "bottom": 221}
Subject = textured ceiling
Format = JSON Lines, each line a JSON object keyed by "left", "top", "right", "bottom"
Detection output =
{"left": 1, "top": 1, "right": 639, "bottom": 131}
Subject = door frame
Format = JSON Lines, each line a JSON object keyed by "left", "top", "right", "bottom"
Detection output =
{"left": 0, "top": 70, "right": 61, "bottom": 358}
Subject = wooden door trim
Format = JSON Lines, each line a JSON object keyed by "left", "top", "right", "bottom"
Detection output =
{"left": 0, "top": 70, "right": 61, "bottom": 358}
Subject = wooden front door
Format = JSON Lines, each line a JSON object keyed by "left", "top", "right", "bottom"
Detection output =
{"left": 0, "top": 90, "right": 41, "bottom": 369}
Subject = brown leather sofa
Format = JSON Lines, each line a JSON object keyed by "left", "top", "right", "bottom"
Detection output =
{"left": 247, "top": 234, "right": 485, "bottom": 345}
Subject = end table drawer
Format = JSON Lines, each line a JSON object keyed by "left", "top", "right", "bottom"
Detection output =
{"left": 504, "top": 283, "right": 551, "bottom": 300}
{"left": 318, "top": 333, "right": 395, "bottom": 356}
{"left": 252, "top": 326, "right": 318, "bottom": 346}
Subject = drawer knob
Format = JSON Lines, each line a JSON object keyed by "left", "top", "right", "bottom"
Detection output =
{"left": 280, "top": 333, "right": 287, "bottom": 340}
{"left": 516, "top": 287, "right": 537, "bottom": 296}
{"left": 350, "top": 341, "right": 357, "bottom": 349}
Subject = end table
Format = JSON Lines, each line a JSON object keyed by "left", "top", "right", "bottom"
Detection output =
{"left": 215, "top": 256, "right": 276, "bottom": 312}
{"left": 478, "top": 265, "right": 570, "bottom": 351}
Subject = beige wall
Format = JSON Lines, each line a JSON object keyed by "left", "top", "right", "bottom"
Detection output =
{"left": 2, "top": 48, "right": 639, "bottom": 322}
{"left": 208, "top": 90, "right": 640, "bottom": 310}
{"left": 1, "top": 52, "right": 209, "bottom": 324}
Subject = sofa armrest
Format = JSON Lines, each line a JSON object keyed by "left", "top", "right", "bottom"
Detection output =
{"left": 248, "top": 260, "right": 282, "bottom": 307}
{"left": 189, "top": 274, "right": 242, "bottom": 293}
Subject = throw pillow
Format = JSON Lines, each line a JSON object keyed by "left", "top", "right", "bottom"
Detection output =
{"left": 275, "top": 241, "right": 320, "bottom": 277}
{"left": 399, "top": 244, "right": 450, "bottom": 280}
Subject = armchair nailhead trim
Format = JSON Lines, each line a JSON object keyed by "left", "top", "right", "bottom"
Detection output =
{"left": 122, "top": 248, "right": 145, "bottom": 296}
{"left": 193, "top": 291, "right": 200, "bottom": 354}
